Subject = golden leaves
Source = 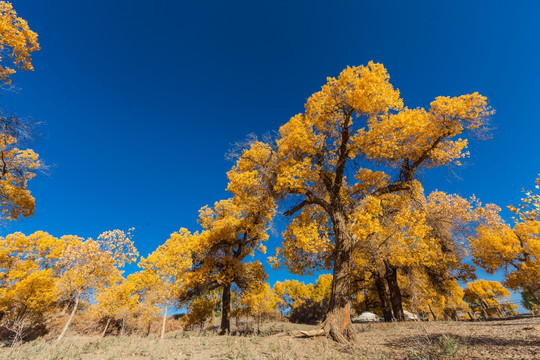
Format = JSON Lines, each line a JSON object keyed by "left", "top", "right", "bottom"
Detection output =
{"left": 471, "top": 175, "right": 539, "bottom": 292}
{"left": 0, "top": 1, "right": 40, "bottom": 84}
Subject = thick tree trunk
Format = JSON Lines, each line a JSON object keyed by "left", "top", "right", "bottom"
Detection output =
{"left": 101, "top": 318, "right": 111, "bottom": 337}
{"left": 57, "top": 295, "right": 79, "bottom": 342}
{"left": 219, "top": 284, "right": 231, "bottom": 335}
{"left": 317, "top": 214, "right": 356, "bottom": 343}
{"left": 160, "top": 304, "right": 168, "bottom": 340}
{"left": 374, "top": 273, "right": 393, "bottom": 322}
{"left": 385, "top": 263, "right": 404, "bottom": 321}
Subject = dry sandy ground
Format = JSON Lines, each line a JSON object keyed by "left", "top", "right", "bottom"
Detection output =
{"left": 1, "top": 317, "right": 539, "bottom": 359}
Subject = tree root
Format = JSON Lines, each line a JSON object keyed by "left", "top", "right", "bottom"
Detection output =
{"left": 295, "top": 321, "right": 356, "bottom": 344}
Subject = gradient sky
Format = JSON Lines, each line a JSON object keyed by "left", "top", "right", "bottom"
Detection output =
{"left": 5, "top": 1, "right": 539, "bottom": 307}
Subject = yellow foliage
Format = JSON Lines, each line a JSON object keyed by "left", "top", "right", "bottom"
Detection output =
{"left": 236, "top": 283, "right": 277, "bottom": 320}
{"left": 0, "top": 133, "right": 42, "bottom": 220}
{"left": 0, "top": 1, "right": 39, "bottom": 84}
{"left": 471, "top": 176, "right": 539, "bottom": 293}
{"left": 0, "top": 231, "right": 62, "bottom": 342}
{"left": 463, "top": 280, "right": 516, "bottom": 315}
{"left": 184, "top": 296, "right": 217, "bottom": 330}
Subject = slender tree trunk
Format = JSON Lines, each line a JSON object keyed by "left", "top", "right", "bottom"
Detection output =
{"left": 467, "top": 311, "right": 474, "bottom": 321}
{"left": 120, "top": 317, "right": 126, "bottom": 337}
{"left": 101, "top": 318, "right": 111, "bottom": 337}
{"left": 57, "top": 295, "right": 80, "bottom": 342}
{"left": 219, "top": 284, "right": 231, "bottom": 335}
{"left": 160, "top": 304, "right": 168, "bottom": 340}
{"left": 374, "top": 273, "right": 393, "bottom": 322}
{"left": 60, "top": 302, "right": 69, "bottom": 316}
{"left": 428, "top": 304, "right": 437, "bottom": 321}
{"left": 385, "top": 263, "right": 404, "bottom": 321}
{"left": 315, "top": 214, "right": 356, "bottom": 343}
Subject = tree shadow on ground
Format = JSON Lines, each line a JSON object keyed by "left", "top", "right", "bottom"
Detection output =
{"left": 385, "top": 332, "right": 540, "bottom": 350}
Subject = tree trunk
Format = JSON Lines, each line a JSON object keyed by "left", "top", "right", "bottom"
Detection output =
{"left": 160, "top": 304, "right": 168, "bottom": 340}
{"left": 57, "top": 295, "right": 80, "bottom": 342}
{"left": 219, "top": 284, "right": 231, "bottom": 335}
{"left": 101, "top": 318, "right": 111, "bottom": 337}
{"left": 374, "top": 273, "right": 393, "bottom": 322}
{"left": 385, "top": 263, "right": 404, "bottom": 321}
{"left": 120, "top": 316, "right": 126, "bottom": 337}
{"left": 428, "top": 304, "right": 437, "bottom": 321}
{"left": 315, "top": 214, "right": 356, "bottom": 343}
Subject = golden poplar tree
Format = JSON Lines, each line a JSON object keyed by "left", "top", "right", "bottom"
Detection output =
{"left": 164, "top": 145, "right": 275, "bottom": 335}
{"left": 235, "top": 283, "right": 277, "bottom": 333}
{"left": 171, "top": 197, "right": 272, "bottom": 335}
{"left": 237, "top": 62, "right": 492, "bottom": 341}
{"left": 0, "top": 232, "right": 62, "bottom": 344}
{"left": 471, "top": 175, "right": 540, "bottom": 297}
{"left": 56, "top": 229, "right": 138, "bottom": 342}
{"left": 463, "top": 280, "right": 517, "bottom": 318}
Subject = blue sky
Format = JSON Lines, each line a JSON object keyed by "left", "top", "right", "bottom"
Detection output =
{"left": 4, "top": 1, "right": 539, "bottom": 308}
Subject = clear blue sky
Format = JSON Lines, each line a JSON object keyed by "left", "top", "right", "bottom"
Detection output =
{"left": 4, "top": 1, "right": 539, "bottom": 307}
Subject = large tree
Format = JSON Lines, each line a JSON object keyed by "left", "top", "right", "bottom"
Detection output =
{"left": 237, "top": 62, "right": 492, "bottom": 342}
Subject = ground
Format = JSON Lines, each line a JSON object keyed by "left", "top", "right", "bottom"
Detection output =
{"left": 1, "top": 317, "right": 538, "bottom": 359}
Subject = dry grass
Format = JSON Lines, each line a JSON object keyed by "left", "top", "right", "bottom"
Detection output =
{"left": 0, "top": 317, "right": 538, "bottom": 359}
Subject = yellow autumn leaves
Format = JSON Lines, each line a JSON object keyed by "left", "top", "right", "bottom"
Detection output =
{"left": 0, "top": 1, "right": 42, "bottom": 221}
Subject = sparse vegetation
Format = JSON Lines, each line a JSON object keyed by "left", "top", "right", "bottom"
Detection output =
{"left": 0, "top": 318, "right": 538, "bottom": 359}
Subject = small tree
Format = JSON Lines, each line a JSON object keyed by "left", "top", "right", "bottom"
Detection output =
{"left": 236, "top": 283, "right": 277, "bottom": 333}
{"left": 463, "top": 280, "right": 516, "bottom": 318}
{"left": 0, "top": 231, "right": 63, "bottom": 344}
{"left": 56, "top": 229, "right": 138, "bottom": 342}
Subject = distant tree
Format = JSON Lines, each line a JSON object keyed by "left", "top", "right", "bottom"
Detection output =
{"left": 272, "top": 280, "right": 313, "bottom": 317}
{"left": 521, "top": 289, "right": 540, "bottom": 315}
{"left": 235, "top": 283, "right": 277, "bottom": 333}
{"left": 183, "top": 295, "right": 217, "bottom": 331}
{"left": 463, "top": 280, "right": 517, "bottom": 318}
{"left": 138, "top": 251, "right": 178, "bottom": 339}
{"left": 56, "top": 229, "right": 138, "bottom": 342}
{"left": 471, "top": 175, "right": 540, "bottom": 296}
{"left": 272, "top": 275, "right": 332, "bottom": 324}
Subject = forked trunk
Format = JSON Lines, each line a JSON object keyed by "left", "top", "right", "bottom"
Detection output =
{"left": 374, "top": 273, "right": 393, "bottom": 322}
{"left": 101, "top": 318, "right": 111, "bottom": 337}
{"left": 160, "top": 304, "right": 168, "bottom": 340}
{"left": 219, "top": 284, "right": 231, "bottom": 335}
{"left": 57, "top": 295, "right": 80, "bottom": 342}
{"left": 385, "top": 263, "right": 404, "bottom": 321}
